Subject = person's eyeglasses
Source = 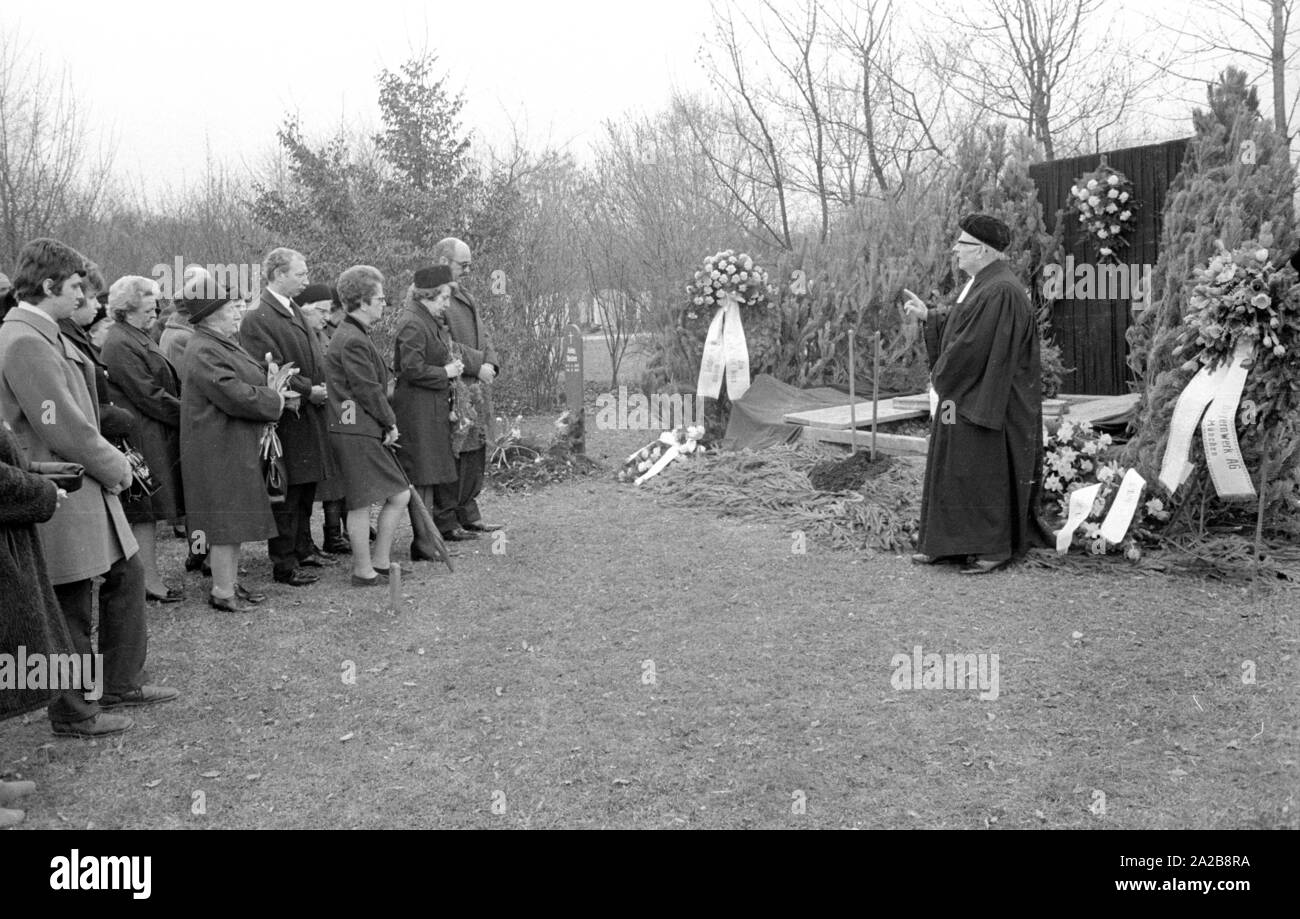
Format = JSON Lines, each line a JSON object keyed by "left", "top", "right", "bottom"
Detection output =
{"left": 456, "top": 261, "right": 471, "bottom": 270}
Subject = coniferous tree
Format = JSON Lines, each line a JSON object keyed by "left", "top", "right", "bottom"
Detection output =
{"left": 1122, "top": 67, "right": 1296, "bottom": 504}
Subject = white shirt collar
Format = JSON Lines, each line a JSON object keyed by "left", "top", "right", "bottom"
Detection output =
{"left": 266, "top": 288, "right": 294, "bottom": 315}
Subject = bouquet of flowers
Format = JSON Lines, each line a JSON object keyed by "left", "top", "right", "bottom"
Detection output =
{"left": 618, "top": 425, "right": 707, "bottom": 484}
{"left": 1044, "top": 419, "right": 1170, "bottom": 556}
{"left": 1069, "top": 166, "right": 1137, "bottom": 261}
{"left": 260, "top": 353, "right": 300, "bottom": 504}
{"left": 488, "top": 414, "right": 538, "bottom": 469}
{"left": 685, "top": 251, "right": 774, "bottom": 321}
{"left": 1043, "top": 419, "right": 1111, "bottom": 502}
{"left": 449, "top": 342, "right": 488, "bottom": 455}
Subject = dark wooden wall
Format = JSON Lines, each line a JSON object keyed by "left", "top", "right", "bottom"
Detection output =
{"left": 1029, "top": 138, "right": 1190, "bottom": 395}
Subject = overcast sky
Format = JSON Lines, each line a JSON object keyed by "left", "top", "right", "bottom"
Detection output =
{"left": 4, "top": 0, "right": 716, "bottom": 192}
{"left": 2, "top": 0, "right": 1287, "bottom": 196}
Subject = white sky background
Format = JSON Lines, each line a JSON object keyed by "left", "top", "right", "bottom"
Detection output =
{"left": 1, "top": 0, "right": 1291, "bottom": 195}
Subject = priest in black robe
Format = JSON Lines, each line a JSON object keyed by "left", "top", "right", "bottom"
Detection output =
{"left": 903, "top": 214, "right": 1046, "bottom": 574}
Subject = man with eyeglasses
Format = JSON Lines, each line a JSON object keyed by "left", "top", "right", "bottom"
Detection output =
{"left": 432, "top": 237, "right": 504, "bottom": 539}
{"left": 901, "top": 214, "right": 1045, "bottom": 575}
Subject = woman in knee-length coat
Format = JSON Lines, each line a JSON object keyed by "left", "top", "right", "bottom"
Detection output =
{"left": 180, "top": 296, "right": 290, "bottom": 612}
{"left": 101, "top": 276, "right": 185, "bottom": 601}
{"left": 392, "top": 266, "right": 462, "bottom": 538}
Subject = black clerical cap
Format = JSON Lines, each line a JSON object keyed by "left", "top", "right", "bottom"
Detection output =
{"left": 959, "top": 214, "right": 1012, "bottom": 252}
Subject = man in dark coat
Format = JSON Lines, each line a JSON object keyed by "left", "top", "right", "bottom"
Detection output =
{"left": 903, "top": 214, "right": 1046, "bottom": 575}
{"left": 237, "top": 247, "right": 334, "bottom": 586}
{"left": 434, "top": 238, "right": 503, "bottom": 537}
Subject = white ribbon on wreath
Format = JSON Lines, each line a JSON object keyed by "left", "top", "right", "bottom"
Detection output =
{"left": 697, "top": 290, "right": 751, "bottom": 401}
{"left": 1159, "top": 338, "right": 1255, "bottom": 500}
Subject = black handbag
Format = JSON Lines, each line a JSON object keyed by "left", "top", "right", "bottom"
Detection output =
{"left": 28, "top": 461, "right": 85, "bottom": 493}
{"left": 260, "top": 424, "right": 287, "bottom": 504}
{"left": 118, "top": 440, "right": 160, "bottom": 500}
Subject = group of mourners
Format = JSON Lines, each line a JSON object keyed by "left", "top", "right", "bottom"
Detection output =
{"left": 0, "top": 236, "right": 503, "bottom": 825}
{"left": 0, "top": 210, "right": 1109, "bottom": 827}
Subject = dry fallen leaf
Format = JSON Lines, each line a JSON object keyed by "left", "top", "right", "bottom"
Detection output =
{"left": 199, "top": 770, "right": 220, "bottom": 778}
{"left": 339, "top": 733, "right": 355, "bottom": 742}
{"left": 144, "top": 779, "right": 162, "bottom": 789}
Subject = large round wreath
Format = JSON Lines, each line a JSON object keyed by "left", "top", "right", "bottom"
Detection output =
{"left": 1069, "top": 165, "right": 1137, "bottom": 262}
{"left": 684, "top": 250, "right": 775, "bottom": 320}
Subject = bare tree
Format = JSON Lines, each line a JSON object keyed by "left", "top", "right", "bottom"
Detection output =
{"left": 1146, "top": 0, "right": 1297, "bottom": 137}
{"left": 0, "top": 26, "right": 114, "bottom": 266}
{"left": 925, "top": 0, "right": 1162, "bottom": 159}
{"left": 680, "top": 5, "right": 795, "bottom": 250}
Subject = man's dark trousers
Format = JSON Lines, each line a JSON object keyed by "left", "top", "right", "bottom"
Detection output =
{"left": 269, "top": 481, "right": 318, "bottom": 577}
{"left": 49, "top": 553, "right": 148, "bottom": 723}
{"left": 454, "top": 447, "right": 485, "bottom": 528}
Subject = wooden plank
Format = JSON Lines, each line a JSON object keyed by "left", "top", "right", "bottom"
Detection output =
{"left": 783, "top": 396, "right": 927, "bottom": 428}
{"left": 801, "top": 426, "right": 929, "bottom": 454}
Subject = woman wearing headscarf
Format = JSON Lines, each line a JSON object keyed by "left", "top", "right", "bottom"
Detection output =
{"left": 101, "top": 276, "right": 184, "bottom": 602}
{"left": 180, "top": 294, "right": 296, "bottom": 612}
{"left": 324, "top": 266, "right": 410, "bottom": 586}
{"left": 392, "top": 265, "right": 464, "bottom": 548}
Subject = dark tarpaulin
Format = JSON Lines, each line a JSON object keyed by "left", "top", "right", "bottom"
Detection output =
{"left": 721, "top": 374, "right": 863, "bottom": 451}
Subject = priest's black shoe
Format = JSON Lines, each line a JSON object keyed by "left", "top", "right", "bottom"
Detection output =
{"left": 273, "top": 569, "right": 319, "bottom": 587}
{"left": 911, "top": 553, "right": 965, "bottom": 566}
{"left": 324, "top": 537, "right": 351, "bottom": 554}
{"left": 959, "top": 556, "right": 1011, "bottom": 576}
{"left": 298, "top": 552, "right": 337, "bottom": 568}
{"left": 443, "top": 528, "right": 479, "bottom": 541}
{"left": 463, "top": 521, "right": 504, "bottom": 533}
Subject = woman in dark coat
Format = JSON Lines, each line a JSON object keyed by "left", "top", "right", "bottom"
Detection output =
{"left": 0, "top": 422, "right": 70, "bottom": 828}
{"left": 101, "top": 276, "right": 184, "bottom": 602}
{"left": 298, "top": 284, "right": 349, "bottom": 553}
{"left": 393, "top": 266, "right": 464, "bottom": 542}
{"left": 181, "top": 295, "right": 292, "bottom": 612}
{"left": 0, "top": 422, "right": 73, "bottom": 722}
{"left": 325, "top": 266, "right": 410, "bottom": 587}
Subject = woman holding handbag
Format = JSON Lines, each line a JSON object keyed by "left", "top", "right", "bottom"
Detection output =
{"left": 180, "top": 293, "right": 297, "bottom": 612}
{"left": 325, "top": 266, "right": 410, "bottom": 587}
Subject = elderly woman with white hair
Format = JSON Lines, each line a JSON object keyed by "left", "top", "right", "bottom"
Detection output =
{"left": 100, "top": 275, "right": 185, "bottom": 602}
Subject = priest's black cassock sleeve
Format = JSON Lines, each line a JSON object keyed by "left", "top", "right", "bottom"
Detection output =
{"left": 918, "top": 260, "right": 1049, "bottom": 558}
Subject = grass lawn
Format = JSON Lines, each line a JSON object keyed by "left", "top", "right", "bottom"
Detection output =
{"left": 2, "top": 417, "right": 1296, "bottom": 829}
